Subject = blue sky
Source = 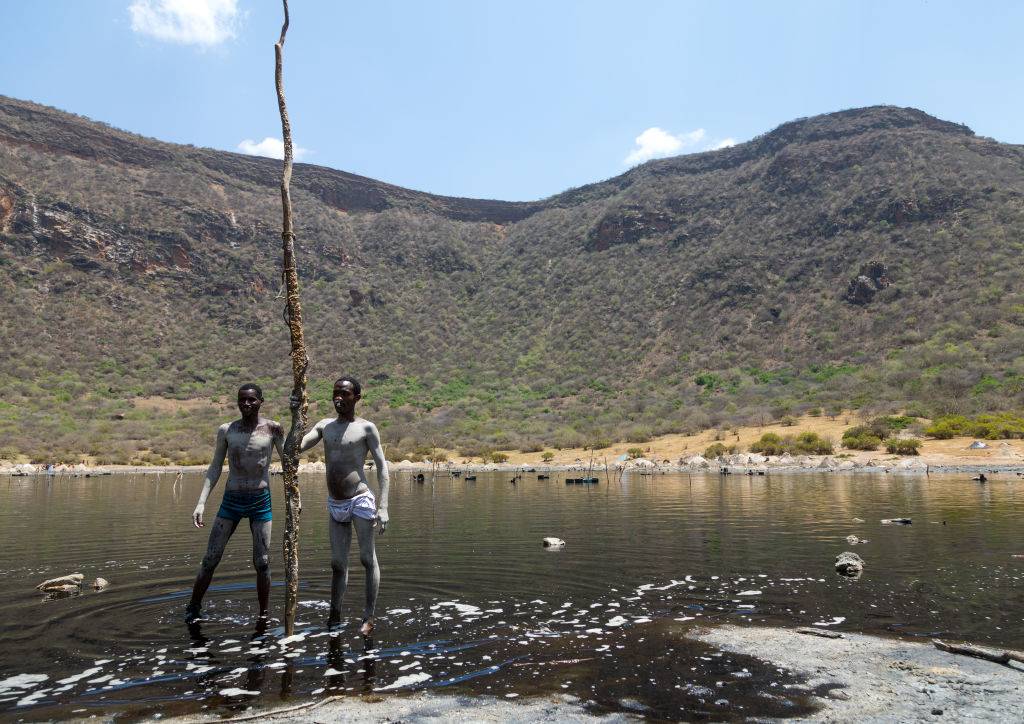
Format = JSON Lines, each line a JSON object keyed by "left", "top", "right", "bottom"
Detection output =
{"left": 2, "top": 1, "right": 1021, "bottom": 201}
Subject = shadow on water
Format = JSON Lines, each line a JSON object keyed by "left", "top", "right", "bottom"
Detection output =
{"left": 1, "top": 471, "right": 1022, "bottom": 719}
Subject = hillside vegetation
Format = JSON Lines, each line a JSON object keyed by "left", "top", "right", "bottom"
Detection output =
{"left": 1, "top": 96, "right": 1023, "bottom": 463}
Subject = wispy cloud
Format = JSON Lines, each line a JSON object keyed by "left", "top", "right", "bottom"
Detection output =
{"left": 624, "top": 127, "right": 736, "bottom": 165}
{"left": 237, "top": 137, "right": 309, "bottom": 161}
{"left": 128, "top": 0, "right": 242, "bottom": 47}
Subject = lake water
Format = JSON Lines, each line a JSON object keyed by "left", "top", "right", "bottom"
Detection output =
{"left": 1, "top": 470, "right": 1022, "bottom": 720}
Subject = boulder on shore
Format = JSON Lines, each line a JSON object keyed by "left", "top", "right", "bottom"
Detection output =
{"left": 681, "top": 455, "right": 710, "bottom": 469}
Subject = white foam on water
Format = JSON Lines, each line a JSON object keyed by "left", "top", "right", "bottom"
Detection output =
{"left": 633, "top": 617, "right": 652, "bottom": 623}
{"left": 584, "top": 628, "right": 605, "bottom": 634}
{"left": 386, "top": 608, "right": 412, "bottom": 615}
{"left": 399, "top": 661, "right": 421, "bottom": 671}
{"left": 16, "top": 690, "right": 48, "bottom": 706}
{"left": 374, "top": 672, "right": 431, "bottom": 691}
{"left": 674, "top": 616, "right": 696, "bottom": 622}
{"left": 57, "top": 667, "right": 102, "bottom": 685}
{"left": 432, "top": 601, "right": 481, "bottom": 615}
{"left": 737, "top": 590, "right": 762, "bottom": 596}
{"left": 324, "top": 668, "right": 344, "bottom": 677}
{"left": 813, "top": 617, "right": 846, "bottom": 627}
{"left": 606, "top": 616, "right": 628, "bottom": 627}
{"left": 87, "top": 674, "right": 113, "bottom": 684}
{"left": 219, "top": 688, "right": 260, "bottom": 696}
{"left": 0, "top": 673, "right": 48, "bottom": 691}
{"left": 298, "top": 600, "right": 330, "bottom": 609}
{"left": 278, "top": 633, "right": 307, "bottom": 646}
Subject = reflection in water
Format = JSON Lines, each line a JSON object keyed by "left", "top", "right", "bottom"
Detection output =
{"left": 0, "top": 471, "right": 1022, "bottom": 719}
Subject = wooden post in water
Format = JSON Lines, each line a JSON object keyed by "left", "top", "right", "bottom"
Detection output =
{"left": 274, "top": 0, "right": 309, "bottom": 636}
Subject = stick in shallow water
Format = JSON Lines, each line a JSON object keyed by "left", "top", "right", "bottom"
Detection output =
{"left": 274, "top": 0, "right": 309, "bottom": 636}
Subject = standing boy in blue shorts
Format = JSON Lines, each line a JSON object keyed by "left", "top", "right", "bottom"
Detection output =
{"left": 186, "top": 383, "right": 284, "bottom": 623}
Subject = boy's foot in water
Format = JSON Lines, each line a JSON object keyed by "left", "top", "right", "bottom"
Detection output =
{"left": 360, "top": 618, "right": 374, "bottom": 636}
{"left": 185, "top": 603, "right": 203, "bottom": 623}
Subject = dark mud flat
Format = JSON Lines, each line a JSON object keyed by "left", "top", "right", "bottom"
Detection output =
{"left": 2, "top": 472, "right": 1022, "bottom": 720}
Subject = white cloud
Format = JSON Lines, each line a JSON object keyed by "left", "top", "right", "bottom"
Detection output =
{"left": 624, "top": 127, "right": 738, "bottom": 165}
{"left": 624, "top": 127, "right": 705, "bottom": 165}
{"left": 129, "top": 0, "right": 241, "bottom": 47}
{"left": 237, "top": 137, "right": 309, "bottom": 161}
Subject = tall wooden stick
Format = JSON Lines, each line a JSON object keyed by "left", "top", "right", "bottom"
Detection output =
{"left": 275, "top": 0, "right": 308, "bottom": 636}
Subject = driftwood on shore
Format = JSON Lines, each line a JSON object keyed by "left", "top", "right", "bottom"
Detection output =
{"left": 797, "top": 627, "right": 844, "bottom": 639}
{"left": 36, "top": 573, "right": 84, "bottom": 590}
{"left": 932, "top": 638, "right": 1024, "bottom": 667}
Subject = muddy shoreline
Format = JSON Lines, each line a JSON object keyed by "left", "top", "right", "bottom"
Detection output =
{"left": 164, "top": 625, "right": 1024, "bottom": 723}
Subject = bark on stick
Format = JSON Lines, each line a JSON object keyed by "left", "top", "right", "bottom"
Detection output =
{"left": 274, "top": 0, "right": 308, "bottom": 636}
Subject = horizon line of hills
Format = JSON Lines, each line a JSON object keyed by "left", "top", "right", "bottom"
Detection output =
{"left": 1, "top": 95, "right": 1023, "bottom": 464}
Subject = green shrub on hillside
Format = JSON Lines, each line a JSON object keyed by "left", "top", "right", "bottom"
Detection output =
{"left": 749, "top": 432, "right": 785, "bottom": 456}
{"left": 750, "top": 431, "right": 833, "bottom": 456}
{"left": 704, "top": 442, "right": 738, "bottom": 458}
{"left": 794, "top": 431, "right": 834, "bottom": 455}
{"left": 925, "top": 413, "right": 1024, "bottom": 440}
{"left": 627, "top": 447, "right": 645, "bottom": 459}
{"left": 541, "top": 451, "right": 555, "bottom": 462}
{"left": 885, "top": 438, "right": 921, "bottom": 455}
{"left": 842, "top": 425, "right": 882, "bottom": 451}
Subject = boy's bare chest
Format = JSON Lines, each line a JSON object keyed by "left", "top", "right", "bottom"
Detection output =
{"left": 323, "top": 422, "right": 367, "bottom": 456}
{"left": 227, "top": 424, "right": 275, "bottom": 455}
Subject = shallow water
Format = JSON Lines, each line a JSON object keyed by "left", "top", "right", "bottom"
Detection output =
{"left": 1, "top": 470, "right": 1022, "bottom": 720}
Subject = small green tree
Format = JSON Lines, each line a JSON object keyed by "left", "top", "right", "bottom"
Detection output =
{"left": 541, "top": 451, "right": 555, "bottom": 462}
{"left": 627, "top": 447, "right": 645, "bottom": 459}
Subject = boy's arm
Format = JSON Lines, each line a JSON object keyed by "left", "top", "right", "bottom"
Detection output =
{"left": 193, "top": 425, "right": 228, "bottom": 528}
{"left": 366, "top": 422, "right": 390, "bottom": 533}
{"left": 289, "top": 395, "right": 326, "bottom": 453}
{"left": 272, "top": 421, "right": 286, "bottom": 463}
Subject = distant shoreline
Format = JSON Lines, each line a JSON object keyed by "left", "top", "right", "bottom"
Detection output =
{"left": 3, "top": 457, "right": 1023, "bottom": 478}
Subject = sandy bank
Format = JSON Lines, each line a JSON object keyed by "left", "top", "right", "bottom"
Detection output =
{"left": 692, "top": 625, "right": 1024, "bottom": 722}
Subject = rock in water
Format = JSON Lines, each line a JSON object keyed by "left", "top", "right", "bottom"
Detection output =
{"left": 542, "top": 537, "right": 566, "bottom": 548}
{"left": 92, "top": 577, "right": 110, "bottom": 590}
{"left": 845, "top": 535, "right": 868, "bottom": 545}
{"left": 835, "top": 551, "right": 865, "bottom": 577}
{"left": 36, "top": 573, "right": 84, "bottom": 590}
{"left": 881, "top": 518, "right": 912, "bottom": 525}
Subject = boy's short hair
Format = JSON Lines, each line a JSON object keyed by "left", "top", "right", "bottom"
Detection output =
{"left": 334, "top": 375, "right": 361, "bottom": 396}
{"left": 238, "top": 383, "right": 263, "bottom": 400}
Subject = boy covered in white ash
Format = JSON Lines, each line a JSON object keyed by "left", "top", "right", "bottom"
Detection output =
{"left": 291, "top": 375, "right": 389, "bottom": 635}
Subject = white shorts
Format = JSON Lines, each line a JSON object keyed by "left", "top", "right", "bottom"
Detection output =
{"left": 327, "top": 490, "right": 376, "bottom": 524}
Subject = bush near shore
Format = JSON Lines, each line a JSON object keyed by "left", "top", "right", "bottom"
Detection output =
{"left": 925, "top": 413, "right": 1024, "bottom": 440}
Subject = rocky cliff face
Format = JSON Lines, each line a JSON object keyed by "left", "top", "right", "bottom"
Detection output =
{"left": 2, "top": 95, "right": 1024, "bottom": 461}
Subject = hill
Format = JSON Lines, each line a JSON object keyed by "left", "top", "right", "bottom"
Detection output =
{"left": 2, "top": 96, "right": 1023, "bottom": 463}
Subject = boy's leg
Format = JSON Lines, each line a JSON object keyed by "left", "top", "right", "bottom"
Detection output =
{"left": 328, "top": 515, "right": 353, "bottom": 628}
{"left": 188, "top": 516, "right": 240, "bottom": 619}
{"left": 250, "top": 518, "right": 272, "bottom": 617}
{"left": 353, "top": 516, "right": 380, "bottom": 635}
